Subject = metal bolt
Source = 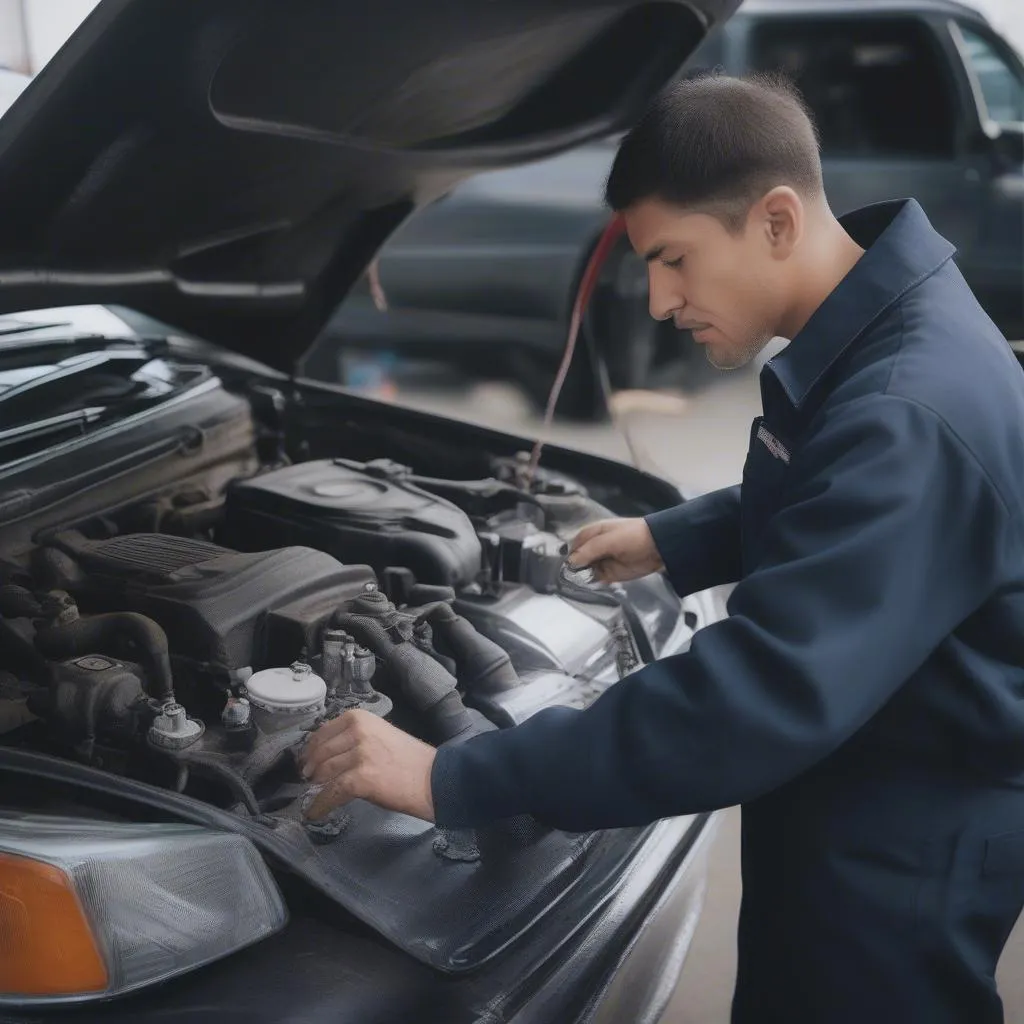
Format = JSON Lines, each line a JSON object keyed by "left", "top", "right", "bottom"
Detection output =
{"left": 322, "top": 630, "right": 348, "bottom": 695}
{"left": 433, "top": 827, "right": 481, "bottom": 863}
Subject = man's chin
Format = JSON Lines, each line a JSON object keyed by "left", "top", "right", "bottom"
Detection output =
{"left": 705, "top": 346, "right": 754, "bottom": 371}
{"left": 704, "top": 334, "right": 776, "bottom": 371}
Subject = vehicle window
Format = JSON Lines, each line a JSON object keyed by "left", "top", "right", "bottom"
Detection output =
{"left": 683, "top": 26, "right": 726, "bottom": 75}
{"left": 955, "top": 24, "right": 1024, "bottom": 126}
{"left": 749, "top": 17, "right": 957, "bottom": 159}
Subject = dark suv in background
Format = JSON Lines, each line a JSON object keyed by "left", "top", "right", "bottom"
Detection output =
{"left": 308, "top": 0, "right": 1024, "bottom": 417}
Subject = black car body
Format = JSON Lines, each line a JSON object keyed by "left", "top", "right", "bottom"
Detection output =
{"left": 0, "top": 2, "right": 739, "bottom": 1020}
{"left": 310, "top": 0, "right": 1024, "bottom": 417}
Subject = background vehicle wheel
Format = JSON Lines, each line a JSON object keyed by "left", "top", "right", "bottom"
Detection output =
{"left": 517, "top": 241, "right": 722, "bottom": 422}
{"left": 515, "top": 244, "right": 655, "bottom": 422}
{"left": 510, "top": 344, "right": 604, "bottom": 421}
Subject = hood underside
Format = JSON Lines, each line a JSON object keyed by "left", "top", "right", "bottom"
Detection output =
{"left": 0, "top": 0, "right": 733, "bottom": 371}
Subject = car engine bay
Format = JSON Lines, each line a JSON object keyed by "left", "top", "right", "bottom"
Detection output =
{"left": 0, "top": 341, "right": 711, "bottom": 968}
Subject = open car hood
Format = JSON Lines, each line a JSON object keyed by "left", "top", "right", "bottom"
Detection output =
{"left": 0, "top": 0, "right": 734, "bottom": 372}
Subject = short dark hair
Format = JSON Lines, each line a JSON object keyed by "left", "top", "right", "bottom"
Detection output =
{"left": 605, "top": 73, "right": 823, "bottom": 229}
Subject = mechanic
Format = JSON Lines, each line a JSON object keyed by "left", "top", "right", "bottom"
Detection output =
{"left": 302, "top": 74, "right": 1024, "bottom": 1023}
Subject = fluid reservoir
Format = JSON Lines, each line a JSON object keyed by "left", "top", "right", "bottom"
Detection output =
{"left": 245, "top": 661, "right": 327, "bottom": 723}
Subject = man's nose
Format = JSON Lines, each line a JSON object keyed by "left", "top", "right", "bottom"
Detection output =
{"left": 647, "top": 265, "right": 684, "bottom": 322}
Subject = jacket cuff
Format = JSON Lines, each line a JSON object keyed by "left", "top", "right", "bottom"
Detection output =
{"left": 430, "top": 742, "right": 476, "bottom": 827}
{"left": 430, "top": 732, "right": 530, "bottom": 828}
{"left": 644, "top": 486, "right": 742, "bottom": 595}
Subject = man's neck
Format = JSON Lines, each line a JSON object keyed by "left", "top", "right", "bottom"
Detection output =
{"left": 777, "top": 216, "right": 865, "bottom": 341}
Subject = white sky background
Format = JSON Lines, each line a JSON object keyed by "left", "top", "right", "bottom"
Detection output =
{"left": 22, "top": 0, "right": 102, "bottom": 72}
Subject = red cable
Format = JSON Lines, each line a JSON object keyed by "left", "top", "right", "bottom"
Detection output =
{"left": 526, "top": 213, "right": 627, "bottom": 482}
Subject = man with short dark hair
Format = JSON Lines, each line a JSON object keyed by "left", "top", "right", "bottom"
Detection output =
{"left": 302, "top": 74, "right": 1024, "bottom": 1022}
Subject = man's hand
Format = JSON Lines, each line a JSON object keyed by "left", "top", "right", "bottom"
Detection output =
{"left": 569, "top": 518, "right": 665, "bottom": 583}
{"left": 300, "top": 709, "right": 437, "bottom": 823}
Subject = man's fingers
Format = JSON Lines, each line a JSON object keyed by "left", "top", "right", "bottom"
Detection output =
{"left": 305, "top": 771, "right": 365, "bottom": 821}
{"left": 302, "top": 711, "right": 361, "bottom": 767}
{"left": 301, "top": 711, "right": 438, "bottom": 824}
{"left": 570, "top": 534, "right": 614, "bottom": 570}
{"left": 569, "top": 520, "right": 614, "bottom": 554}
{"left": 308, "top": 748, "right": 361, "bottom": 787}
{"left": 304, "top": 712, "right": 350, "bottom": 752}
{"left": 569, "top": 524, "right": 614, "bottom": 557}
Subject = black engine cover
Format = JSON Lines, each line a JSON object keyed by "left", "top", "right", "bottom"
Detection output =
{"left": 224, "top": 459, "right": 483, "bottom": 588}
{"left": 48, "top": 533, "right": 375, "bottom": 671}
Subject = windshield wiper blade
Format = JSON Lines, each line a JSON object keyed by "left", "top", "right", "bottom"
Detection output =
{"left": 0, "top": 408, "right": 105, "bottom": 451}
{"left": 0, "top": 351, "right": 151, "bottom": 425}
{"left": 0, "top": 319, "right": 74, "bottom": 337}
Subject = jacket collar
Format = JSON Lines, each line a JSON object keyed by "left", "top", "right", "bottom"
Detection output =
{"left": 765, "top": 199, "right": 956, "bottom": 409}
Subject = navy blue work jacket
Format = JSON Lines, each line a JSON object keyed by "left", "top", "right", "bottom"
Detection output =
{"left": 432, "top": 200, "right": 1024, "bottom": 831}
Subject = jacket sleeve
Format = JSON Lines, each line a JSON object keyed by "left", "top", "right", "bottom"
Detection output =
{"left": 431, "top": 395, "right": 1016, "bottom": 830}
{"left": 644, "top": 484, "right": 742, "bottom": 595}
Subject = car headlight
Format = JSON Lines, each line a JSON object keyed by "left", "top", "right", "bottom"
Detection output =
{"left": 0, "top": 813, "right": 287, "bottom": 1005}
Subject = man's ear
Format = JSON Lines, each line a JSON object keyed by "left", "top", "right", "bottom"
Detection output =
{"left": 757, "top": 187, "right": 804, "bottom": 260}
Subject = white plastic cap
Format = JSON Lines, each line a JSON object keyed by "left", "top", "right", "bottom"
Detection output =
{"left": 245, "top": 662, "right": 327, "bottom": 715}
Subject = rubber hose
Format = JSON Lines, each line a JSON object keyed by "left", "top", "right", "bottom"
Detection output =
{"left": 332, "top": 605, "right": 495, "bottom": 744}
{"left": 412, "top": 620, "right": 458, "bottom": 678}
{"left": 332, "top": 612, "right": 453, "bottom": 712}
{"left": 31, "top": 546, "right": 82, "bottom": 592}
{"left": 169, "top": 750, "right": 260, "bottom": 815}
{"left": 407, "top": 583, "right": 460, "bottom": 605}
{"left": 417, "top": 603, "right": 520, "bottom": 695}
{"left": 35, "top": 612, "right": 175, "bottom": 703}
{"left": 240, "top": 727, "right": 306, "bottom": 786}
{"left": 0, "top": 585, "right": 42, "bottom": 619}
{"left": 428, "top": 691, "right": 497, "bottom": 744}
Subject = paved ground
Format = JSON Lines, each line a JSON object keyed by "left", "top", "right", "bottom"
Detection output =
{"left": 376, "top": 363, "right": 1024, "bottom": 1023}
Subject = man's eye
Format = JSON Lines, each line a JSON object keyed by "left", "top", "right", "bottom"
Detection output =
{"left": 662, "top": 256, "right": 684, "bottom": 269}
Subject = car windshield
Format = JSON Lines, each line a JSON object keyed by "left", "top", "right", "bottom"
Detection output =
{"left": 0, "top": 314, "right": 210, "bottom": 461}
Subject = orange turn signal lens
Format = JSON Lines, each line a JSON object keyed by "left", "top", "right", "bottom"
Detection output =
{"left": 0, "top": 816, "right": 286, "bottom": 1006}
{"left": 0, "top": 852, "right": 108, "bottom": 996}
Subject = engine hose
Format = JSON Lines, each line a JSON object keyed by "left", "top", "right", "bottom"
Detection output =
{"left": 35, "top": 608, "right": 175, "bottom": 703}
{"left": 414, "top": 602, "right": 520, "bottom": 695}
{"left": 412, "top": 620, "right": 459, "bottom": 678}
{"left": 0, "top": 585, "right": 42, "bottom": 619}
{"left": 332, "top": 595, "right": 495, "bottom": 744}
{"left": 31, "top": 546, "right": 82, "bottom": 592}
{"left": 240, "top": 727, "right": 306, "bottom": 787}
{"left": 406, "top": 583, "right": 460, "bottom": 606}
{"left": 168, "top": 750, "right": 260, "bottom": 816}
